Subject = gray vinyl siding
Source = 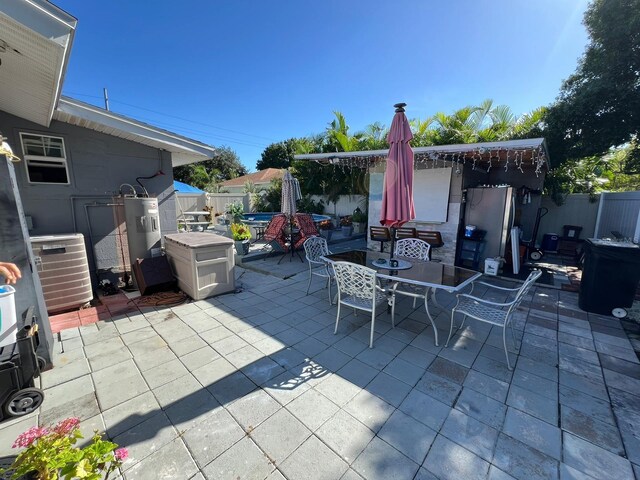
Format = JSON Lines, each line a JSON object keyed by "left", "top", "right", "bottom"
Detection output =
{"left": 0, "top": 109, "right": 179, "bottom": 285}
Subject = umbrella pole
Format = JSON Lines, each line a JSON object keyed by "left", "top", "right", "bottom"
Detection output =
{"left": 390, "top": 227, "right": 396, "bottom": 259}
{"left": 277, "top": 214, "right": 303, "bottom": 264}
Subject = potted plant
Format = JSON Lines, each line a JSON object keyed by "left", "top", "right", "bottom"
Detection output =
{"left": 340, "top": 216, "right": 353, "bottom": 237}
{"left": 318, "top": 220, "right": 334, "bottom": 241}
{"left": 351, "top": 208, "right": 367, "bottom": 234}
{"left": 230, "top": 223, "right": 252, "bottom": 255}
{"left": 1, "top": 417, "right": 128, "bottom": 480}
{"left": 225, "top": 201, "right": 245, "bottom": 224}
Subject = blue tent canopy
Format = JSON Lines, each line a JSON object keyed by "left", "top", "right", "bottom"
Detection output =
{"left": 174, "top": 180, "right": 204, "bottom": 194}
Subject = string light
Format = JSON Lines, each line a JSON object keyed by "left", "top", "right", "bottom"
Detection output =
{"left": 310, "top": 146, "right": 547, "bottom": 176}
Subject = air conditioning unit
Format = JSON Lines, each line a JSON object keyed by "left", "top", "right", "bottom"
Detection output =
{"left": 30, "top": 233, "right": 93, "bottom": 313}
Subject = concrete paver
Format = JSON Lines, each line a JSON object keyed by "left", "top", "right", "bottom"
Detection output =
{"left": 3, "top": 250, "right": 640, "bottom": 480}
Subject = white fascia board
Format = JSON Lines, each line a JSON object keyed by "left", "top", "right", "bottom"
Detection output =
{"left": 0, "top": 0, "right": 77, "bottom": 124}
{"left": 295, "top": 138, "right": 547, "bottom": 161}
{"left": 56, "top": 97, "right": 216, "bottom": 163}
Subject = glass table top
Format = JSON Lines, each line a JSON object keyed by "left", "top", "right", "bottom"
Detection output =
{"left": 324, "top": 250, "right": 481, "bottom": 291}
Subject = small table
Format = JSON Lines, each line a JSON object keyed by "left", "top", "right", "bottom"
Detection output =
{"left": 324, "top": 250, "right": 481, "bottom": 345}
{"left": 245, "top": 220, "right": 268, "bottom": 244}
{"left": 181, "top": 211, "right": 211, "bottom": 231}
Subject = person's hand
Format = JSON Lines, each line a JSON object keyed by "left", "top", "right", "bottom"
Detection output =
{"left": 0, "top": 262, "right": 21, "bottom": 285}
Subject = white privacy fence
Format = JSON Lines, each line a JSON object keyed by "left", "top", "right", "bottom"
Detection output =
{"left": 310, "top": 195, "right": 367, "bottom": 217}
{"left": 536, "top": 192, "right": 640, "bottom": 245}
{"left": 538, "top": 194, "right": 600, "bottom": 244}
{"left": 595, "top": 191, "right": 640, "bottom": 242}
{"left": 202, "top": 192, "right": 367, "bottom": 217}
{"left": 206, "top": 193, "right": 250, "bottom": 214}
{"left": 175, "top": 194, "right": 206, "bottom": 215}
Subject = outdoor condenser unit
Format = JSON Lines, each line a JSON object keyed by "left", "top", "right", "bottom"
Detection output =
{"left": 123, "top": 197, "right": 162, "bottom": 270}
{"left": 30, "top": 233, "right": 93, "bottom": 313}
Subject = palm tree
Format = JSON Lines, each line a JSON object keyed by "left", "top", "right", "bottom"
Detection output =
{"left": 360, "top": 122, "right": 388, "bottom": 150}
{"left": 325, "top": 111, "right": 361, "bottom": 152}
{"left": 431, "top": 106, "right": 480, "bottom": 145}
{"left": 243, "top": 181, "right": 263, "bottom": 212}
{"left": 511, "top": 107, "right": 547, "bottom": 140}
{"left": 410, "top": 117, "right": 436, "bottom": 147}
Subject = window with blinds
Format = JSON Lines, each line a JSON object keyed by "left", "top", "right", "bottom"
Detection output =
{"left": 19, "top": 133, "right": 69, "bottom": 184}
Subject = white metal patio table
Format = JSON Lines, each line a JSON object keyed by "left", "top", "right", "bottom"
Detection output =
{"left": 323, "top": 250, "right": 481, "bottom": 346}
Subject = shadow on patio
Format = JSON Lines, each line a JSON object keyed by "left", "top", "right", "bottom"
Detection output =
{"left": 3, "top": 261, "right": 639, "bottom": 480}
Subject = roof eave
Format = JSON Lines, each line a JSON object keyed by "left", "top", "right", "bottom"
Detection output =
{"left": 54, "top": 97, "right": 216, "bottom": 166}
{"left": 0, "top": 0, "right": 77, "bottom": 126}
{"left": 294, "top": 138, "right": 550, "bottom": 172}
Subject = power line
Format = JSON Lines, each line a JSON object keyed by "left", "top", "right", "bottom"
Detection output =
{"left": 65, "top": 91, "right": 276, "bottom": 142}
{"left": 128, "top": 114, "right": 269, "bottom": 148}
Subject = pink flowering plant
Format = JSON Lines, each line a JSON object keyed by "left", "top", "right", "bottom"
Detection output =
{"left": 2, "top": 417, "right": 128, "bottom": 480}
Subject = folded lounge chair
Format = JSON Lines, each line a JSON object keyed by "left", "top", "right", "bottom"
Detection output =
{"left": 293, "top": 213, "right": 320, "bottom": 250}
{"left": 262, "top": 214, "right": 288, "bottom": 252}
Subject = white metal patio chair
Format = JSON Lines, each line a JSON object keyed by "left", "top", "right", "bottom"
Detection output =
{"left": 332, "top": 261, "right": 393, "bottom": 348}
{"left": 446, "top": 269, "right": 542, "bottom": 370}
{"left": 303, "top": 236, "right": 334, "bottom": 304}
{"left": 394, "top": 237, "right": 431, "bottom": 260}
{"left": 391, "top": 237, "right": 435, "bottom": 317}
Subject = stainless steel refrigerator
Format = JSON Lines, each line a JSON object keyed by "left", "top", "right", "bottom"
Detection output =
{"left": 463, "top": 186, "right": 515, "bottom": 267}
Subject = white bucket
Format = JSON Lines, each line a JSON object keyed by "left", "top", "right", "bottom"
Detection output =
{"left": 0, "top": 285, "right": 18, "bottom": 347}
{"left": 484, "top": 258, "right": 500, "bottom": 276}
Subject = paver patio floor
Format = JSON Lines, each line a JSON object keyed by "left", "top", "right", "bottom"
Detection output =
{"left": 2, "top": 263, "right": 640, "bottom": 479}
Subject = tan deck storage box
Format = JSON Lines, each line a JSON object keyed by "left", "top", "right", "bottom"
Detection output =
{"left": 164, "top": 233, "right": 235, "bottom": 300}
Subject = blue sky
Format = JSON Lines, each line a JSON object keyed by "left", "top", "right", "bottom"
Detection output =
{"left": 55, "top": 0, "right": 590, "bottom": 171}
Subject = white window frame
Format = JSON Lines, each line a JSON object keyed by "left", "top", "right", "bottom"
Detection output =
{"left": 19, "top": 133, "right": 70, "bottom": 185}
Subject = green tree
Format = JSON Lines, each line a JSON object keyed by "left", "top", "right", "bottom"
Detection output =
{"left": 173, "top": 146, "right": 246, "bottom": 188}
{"left": 410, "top": 117, "right": 436, "bottom": 147}
{"left": 256, "top": 139, "right": 297, "bottom": 170}
{"left": 360, "top": 122, "right": 388, "bottom": 150}
{"left": 325, "top": 111, "right": 362, "bottom": 152}
{"left": 545, "top": 0, "right": 640, "bottom": 163}
{"left": 510, "top": 107, "right": 547, "bottom": 140}
{"left": 263, "top": 178, "right": 282, "bottom": 212}
{"left": 243, "top": 180, "right": 265, "bottom": 212}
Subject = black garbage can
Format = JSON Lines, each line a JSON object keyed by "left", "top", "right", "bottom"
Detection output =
{"left": 579, "top": 239, "right": 640, "bottom": 316}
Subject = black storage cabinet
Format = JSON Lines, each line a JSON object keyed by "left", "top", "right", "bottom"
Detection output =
{"left": 579, "top": 239, "right": 640, "bottom": 315}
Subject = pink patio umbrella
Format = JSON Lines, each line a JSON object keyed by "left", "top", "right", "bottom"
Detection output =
{"left": 380, "top": 103, "right": 416, "bottom": 256}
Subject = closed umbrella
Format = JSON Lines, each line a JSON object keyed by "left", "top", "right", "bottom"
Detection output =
{"left": 281, "top": 170, "right": 301, "bottom": 216}
{"left": 279, "top": 170, "right": 303, "bottom": 263}
{"left": 380, "top": 103, "right": 416, "bottom": 256}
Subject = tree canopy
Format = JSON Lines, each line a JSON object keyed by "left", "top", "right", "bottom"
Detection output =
{"left": 256, "top": 139, "right": 297, "bottom": 170}
{"left": 173, "top": 146, "right": 247, "bottom": 191}
{"left": 545, "top": 0, "right": 640, "bottom": 164}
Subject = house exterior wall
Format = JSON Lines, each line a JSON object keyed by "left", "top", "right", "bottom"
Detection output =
{"left": 221, "top": 182, "right": 271, "bottom": 194}
{"left": 367, "top": 163, "right": 461, "bottom": 264}
{"left": 0, "top": 110, "right": 178, "bottom": 285}
{"left": 366, "top": 161, "right": 546, "bottom": 266}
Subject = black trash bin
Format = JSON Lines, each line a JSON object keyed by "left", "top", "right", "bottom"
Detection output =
{"left": 579, "top": 239, "right": 640, "bottom": 316}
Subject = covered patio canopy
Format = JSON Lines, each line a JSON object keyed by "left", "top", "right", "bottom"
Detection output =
{"left": 295, "top": 138, "right": 550, "bottom": 176}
